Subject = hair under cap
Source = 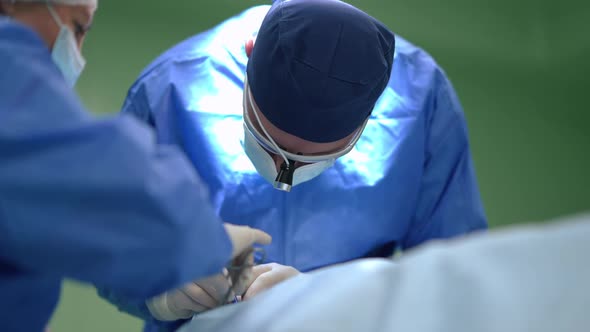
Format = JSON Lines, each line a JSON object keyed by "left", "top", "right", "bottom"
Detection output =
{"left": 247, "top": 0, "right": 395, "bottom": 143}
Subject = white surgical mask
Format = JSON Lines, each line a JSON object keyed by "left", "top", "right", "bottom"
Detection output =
{"left": 243, "top": 125, "right": 335, "bottom": 187}
{"left": 47, "top": 4, "right": 86, "bottom": 87}
{"left": 293, "top": 159, "right": 335, "bottom": 186}
{"left": 243, "top": 127, "right": 280, "bottom": 184}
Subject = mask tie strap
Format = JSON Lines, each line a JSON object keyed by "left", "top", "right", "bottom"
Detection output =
{"left": 245, "top": 78, "right": 295, "bottom": 191}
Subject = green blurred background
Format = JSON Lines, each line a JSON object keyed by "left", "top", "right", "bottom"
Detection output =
{"left": 49, "top": 0, "right": 589, "bottom": 331}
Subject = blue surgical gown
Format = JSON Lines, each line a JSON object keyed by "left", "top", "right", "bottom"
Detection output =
{"left": 0, "top": 17, "right": 232, "bottom": 332}
{"left": 119, "top": 4, "right": 487, "bottom": 330}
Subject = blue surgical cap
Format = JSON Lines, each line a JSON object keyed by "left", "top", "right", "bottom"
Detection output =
{"left": 247, "top": 0, "right": 395, "bottom": 143}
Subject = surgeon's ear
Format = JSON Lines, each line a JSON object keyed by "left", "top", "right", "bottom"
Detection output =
{"left": 245, "top": 37, "right": 255, "bottom": 58}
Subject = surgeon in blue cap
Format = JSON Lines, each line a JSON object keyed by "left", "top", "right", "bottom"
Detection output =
{"left": 114, "top": 0, "right": 488, "bottom": 329}
{"left": 0, "top": 1, "right": 272, "bottom": 331}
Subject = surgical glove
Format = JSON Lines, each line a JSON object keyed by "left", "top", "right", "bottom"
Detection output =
{"left": 146, "top": 271, "right": 233, "bottom": 321}
{"left": 243, "top": 263, "right": 301, "bottom": 300}
{"left": 224, "top": 223, "right": 272, "bottom": 258}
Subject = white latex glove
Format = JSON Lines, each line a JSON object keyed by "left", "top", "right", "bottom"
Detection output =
{"left": 243, "top": 263, "right": 301, "bottom": 300}
{"left": 146, "top": 271, "right": 233, "bottom": 321}
{"left": 224, "top": 223, "right": 272, "bottom": 258}
{"left": 147, "top": 224, "right": 270, "bottom": 321}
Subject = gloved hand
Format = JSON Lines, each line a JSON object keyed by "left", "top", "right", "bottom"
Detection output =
{"left": 146, "top": 224, "right": 271, "bottom": 321}
{"left": 224, "top": 223, "right": 272, "bottom": 258}
{"left": 243, "top": 263, "right": 301, "bottom": 300}
{"left": 146, "top": 270, "right": 234, "bottom": 321}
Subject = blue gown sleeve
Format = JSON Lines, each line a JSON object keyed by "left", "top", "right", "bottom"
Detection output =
{"left": 112, "top": 60, "right": 216, "bottom": 327}
{"left": 401, "top": 71, "right": 487, "bottom": 249}
{"left": 0, "top": 115, "right": 233, "bottom": 299}
{"left": 0, "top": 37, "right": 233, "bottom": 305}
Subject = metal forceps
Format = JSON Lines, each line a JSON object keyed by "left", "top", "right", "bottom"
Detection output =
{"left": 220, "top": 246, "right": 266, "bottom": 305}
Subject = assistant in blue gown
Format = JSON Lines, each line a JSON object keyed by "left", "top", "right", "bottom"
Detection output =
{"left": 0, "top": 16, "right": 232, "bottom": 332}
{"left": 117, "top": 1, "right": 487, "bottom": 330}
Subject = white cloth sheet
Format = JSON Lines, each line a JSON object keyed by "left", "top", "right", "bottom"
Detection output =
{"left": 179, "top": 213, "right": 590, "bottom": 332}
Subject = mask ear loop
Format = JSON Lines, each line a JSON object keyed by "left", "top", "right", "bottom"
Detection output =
{"left": 245, "top": 78, "right": 290, "bottom": 167}
{"left": 245, "top": 78, "right": 296, "bottom": 191}
{"left": 46, "top": 2, "right": 65, "bottom": 27}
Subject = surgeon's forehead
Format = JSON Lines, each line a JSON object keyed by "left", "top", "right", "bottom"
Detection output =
{"left": 245, "top": 90, "right": 355, "bottom": 156}
{"left": 76, "top": 4, "right": 96, "bottom": 21}
{"left": 58, "top": 4, "right": 95, "bottom": 20}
